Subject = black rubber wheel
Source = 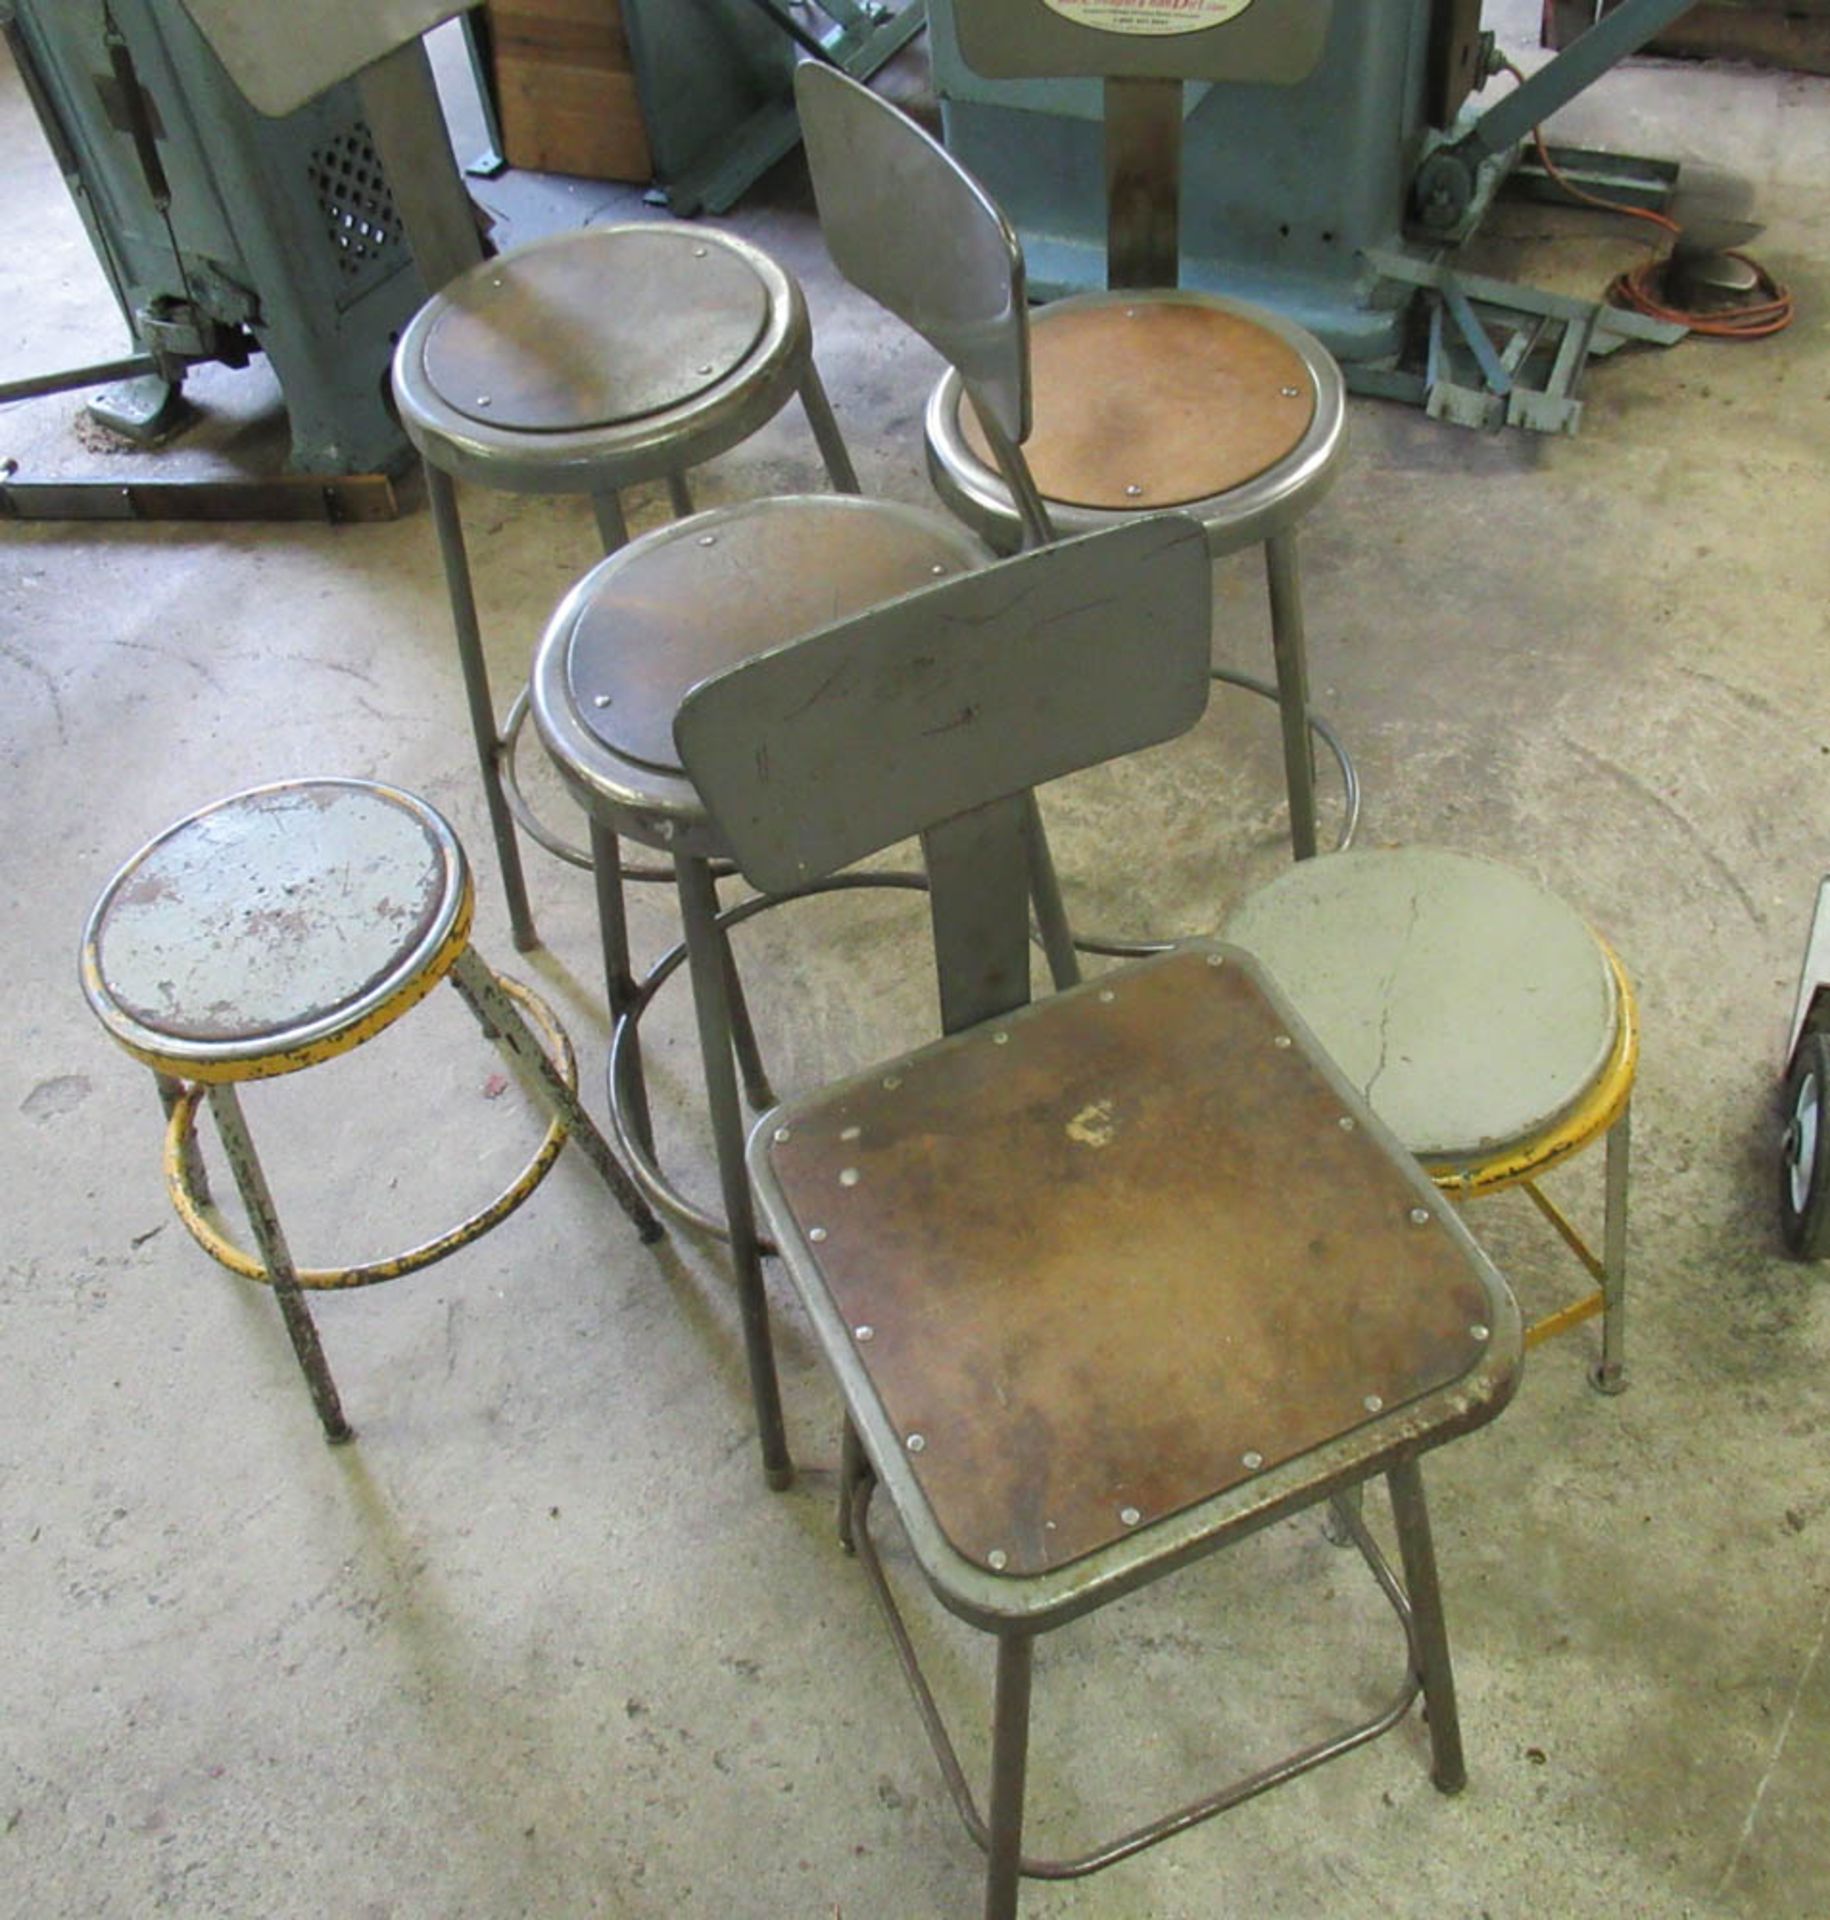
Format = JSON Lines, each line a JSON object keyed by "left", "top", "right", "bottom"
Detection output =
{"left": 1779, "top": 1028, "right": 1830, "bottom": 1258}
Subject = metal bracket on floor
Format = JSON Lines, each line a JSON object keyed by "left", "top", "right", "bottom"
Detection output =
{"left": 0, "top": 471, "right": 401, "bottom": 523}
{"left": 1349, "top": 249, "right": 1687, "bottom": 437}
{"left": 1504, "top": 142, "right": 1680, "bottom": 218}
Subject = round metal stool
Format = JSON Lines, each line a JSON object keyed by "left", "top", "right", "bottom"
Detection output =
{"left": 793, "top": 65, "right": 1357, "bottom": 971}
{"left": 532, "top": 493, "right": 993, "bottom": 1487}
{"left": 925, "top": 287, "right": 1355, "bottom": 911}
{"left": 392, "top": 224, "right": 864, "bottom": 953}
{"left": 79, "top": 778, "right": 661, "bottom": 1443}
{"left": 1224, "top": 846, "right": 1636, "bottom": 1391}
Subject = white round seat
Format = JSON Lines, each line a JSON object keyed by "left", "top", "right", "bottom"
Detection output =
{"left": 1223, "top": 847, "right": 1620, "bottom": 1164}
{"left": 78, "top": 778, "right": 660, "bottom": 1443}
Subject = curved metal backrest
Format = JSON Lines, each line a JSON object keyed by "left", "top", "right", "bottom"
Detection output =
{"left": 797, "top": 64, "right": 1031, "bottom": 454}
{"left": 675, "top": 515, "right": 1211, "bottom": 893}
{"left": 951, "top": 0, "right": 1334, "bottom": 84}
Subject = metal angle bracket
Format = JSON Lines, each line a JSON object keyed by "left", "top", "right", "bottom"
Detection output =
{"left": 1352, "top": 249, "right": 1686, "bottom": 437}
{"left": 0, "top": 471, "right": 401, "bottom": 523}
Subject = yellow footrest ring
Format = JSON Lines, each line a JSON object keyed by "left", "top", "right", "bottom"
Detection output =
{"left": 163, "top": 971, "right": 576, "bottom": 1290}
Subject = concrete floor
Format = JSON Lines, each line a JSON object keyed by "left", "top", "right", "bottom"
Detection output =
{"left": 4, "top": 11, "right": 1830, "bottom": 1917}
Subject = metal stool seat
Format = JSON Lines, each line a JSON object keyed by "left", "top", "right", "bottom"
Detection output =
{"left": 930, "top": 289, "right": 1342, "bottom": 556}
{"left": 79, "top": 778, "right": 659, "bottom": 1443}
{"left": 392, "top": 224, "right": 862, "bottom": 952}
{"left": 1225, "top": 846, "right": 1636, "bottom": 1388}
{"left": 532, "top": 493, "right": 992, "bottom": 1486}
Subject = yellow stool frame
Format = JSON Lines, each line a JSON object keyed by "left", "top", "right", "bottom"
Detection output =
{"left": 1425, "top": 946, "right": 1637, "bottom": 1390}
{"left": 81, "top": 779, "right": 661, "bottom": 1441}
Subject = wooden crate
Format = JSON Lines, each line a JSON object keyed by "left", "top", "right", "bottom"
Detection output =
{"left": 485, "top": 0, "right": 653, "bottom": 181}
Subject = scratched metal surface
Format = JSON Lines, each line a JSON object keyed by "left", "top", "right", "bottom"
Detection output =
{"left": 764, "top": 947, "right": 1493, "bottom": 1577}
{"left": 94, "top": 783, "right": 449, "bottom": 1046}
{"left": 423, "top": 231, "right": 770, "bottom": 436}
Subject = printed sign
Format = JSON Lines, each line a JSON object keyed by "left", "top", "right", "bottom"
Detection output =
{"left": 1039, "top": 0, "right": 1256, "bottom": 33}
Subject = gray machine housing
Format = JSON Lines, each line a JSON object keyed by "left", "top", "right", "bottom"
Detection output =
{"left": 5, "top": 0, "right": 434, "bottom": 473}
{"left": 927, "top": 0, "right": 1703, "bottom": 371}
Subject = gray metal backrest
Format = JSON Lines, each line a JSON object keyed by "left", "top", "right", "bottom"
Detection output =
{"left": 675, "top": 515, "right": 1211, "bottom": 1031}
{"left": 950, "top": 0, "right": 1334, "bottom": 84}
{"left": 178, "top": 0, "right": 475, "bottom": 116}
{"left": 797, "top": 66, "right": 1035, "bottom": 464}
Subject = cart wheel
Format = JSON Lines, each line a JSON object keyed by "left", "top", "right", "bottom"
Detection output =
{"left": 1780, "top": 1029, "right": 1830, "bottom": 1258}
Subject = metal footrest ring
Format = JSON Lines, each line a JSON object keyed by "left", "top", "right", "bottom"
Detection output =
{"left": 1064, "top": 670, "right": 1361, "bottom": 962}
{"left": 849, "top": 1471, "right": 1424, "bottom": 1883}
{"left": 607, "top": 871, "right": 929, "bottom": 1240}
{"left": 164, "top": 970, "right": 579, "bottom": 1289}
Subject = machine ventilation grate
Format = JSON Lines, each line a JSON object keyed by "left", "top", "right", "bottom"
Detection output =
{"left": 308, "top": 126, "right": 404, "bottom": 290}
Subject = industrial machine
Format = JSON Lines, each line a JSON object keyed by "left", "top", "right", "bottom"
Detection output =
{"left": 925, "top": 0, "right": 1719, "bottom": 430}
{"left": 0, "top": 0, "right": 477, "bottom": 506}
{"left": 624, "top": 0, "right": 925, "bottom": 215}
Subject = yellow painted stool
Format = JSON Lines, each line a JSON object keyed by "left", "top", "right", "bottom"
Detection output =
{"left": 80, "top": 778, "right": 661, "bottom": 1442}
{"left": 1226, "top": 846, "right": 1636, "bottom": 1390}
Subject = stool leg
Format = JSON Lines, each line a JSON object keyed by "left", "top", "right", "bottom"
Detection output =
{"left": 721, "top": 929, "right": 778, "bottom": 1113}
{"left": 592, "top": 491, "right": 630, "bottom": 553}
{"left": 1022, "top": 794, "right": 1081, "bottom": 990}
{"left": 984, "top": 1630, "right": 1035, "bottom": 1920}
{"left": 1324, "top": 1480, "right": 1365, "bottom": 1547}
{"left": 1387, "top": 1458, "right": 1465, "bottom": 1795}
{"left": 666, "top": 471, "right": 694, "bottom": 519}
{"left": 205, "top": 1083, "right": 352, "bottom": 1444}
{"left": 676, "top": 853, "right": 794, "bottom": 1489}
{"left": 1264, "top": 530, "right": 1319, "bottom": 864}
{"left": 446, "top": 947, "right": 663, "bottom": 1245}
{"left": 427, "top": 463, "right": 540, "bottom": 952}
{"left": 156, "top": 1070, "right": 211, "bottom": 1207}
{"left": 799, "top": 364, "right": 861, "bottom": 494}
{"left": 589, "top": 820, "right": 656, "bottom": 1162}
{"left": 1593, "top": 1100, "right": 1631, "bottom": 1394}
{"left": 837, "top": 1413, "right": 868, "bottom": 1552}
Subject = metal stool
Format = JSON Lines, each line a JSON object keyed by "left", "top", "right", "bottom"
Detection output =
{"left": 799, "top": 62, "right": 1358, "bottom": 930}
{"left": 671, "top": 519, "right": 1523, "bottom": 1920}
{"left": 391, "top": 224, "right": 862, "bottom": 952}
{"left": 531, "top": 493, "right": 1000, "bottom": 1487}
{"left": 79, "top": 778, "right": 661, "bottom": 1442}
{"left": 1226, "top": 847, "right": 1636, "bottom": 1391}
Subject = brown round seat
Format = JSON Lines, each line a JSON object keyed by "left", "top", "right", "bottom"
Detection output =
{"left": 964, "top": 300, "right": 1319, "bottom": 511}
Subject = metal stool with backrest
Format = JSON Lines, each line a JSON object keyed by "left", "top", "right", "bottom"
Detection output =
{"left": 79, "top": 777, "right": 661, "bottom": 1443}
{"left": 674, "top": 516, "right": 1523, "bottom": 1919}
{"left": 530, "top": 490, "right": 1046, "bottom": 1489}
{"left": 392, "top": 222, "right": 863, "bottom": 952}
{"left": 798, "top": 23, "right": 1355, "bottom": 909}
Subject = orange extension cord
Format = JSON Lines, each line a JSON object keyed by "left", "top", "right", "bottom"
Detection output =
{"left": 1499, "top": 54, "right": 1795, "bottom": 339}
